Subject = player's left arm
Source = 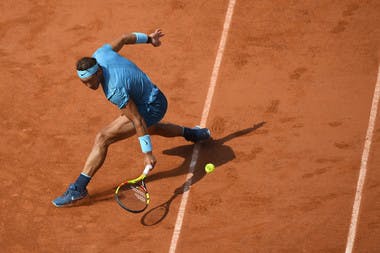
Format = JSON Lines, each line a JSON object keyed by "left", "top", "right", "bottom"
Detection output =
{"left": 120, "top": 99, "right": 156, "bottom": 168}
{"left": 109, "top": 28, "right": 165, "bottom": 52}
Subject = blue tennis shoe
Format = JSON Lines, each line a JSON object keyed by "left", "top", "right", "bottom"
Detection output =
{"left": 184, "top": 126, "right": 211, "bottom": 143}
{"left": 52, "top": 184, "right": 88, "bottom": 207}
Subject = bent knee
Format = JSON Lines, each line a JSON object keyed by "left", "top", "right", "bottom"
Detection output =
{"left": 94, "top": 131, "right": 113, "bottom": 147}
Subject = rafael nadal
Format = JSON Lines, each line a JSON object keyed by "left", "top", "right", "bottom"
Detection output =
{"left": 52, "top": 28, "right": 211, "bottom": 207}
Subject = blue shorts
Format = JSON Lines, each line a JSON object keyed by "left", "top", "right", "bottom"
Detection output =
{"left": 138, "top": 89, "right": 167, "bottom": 127}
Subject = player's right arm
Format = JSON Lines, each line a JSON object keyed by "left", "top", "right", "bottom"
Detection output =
{"left": 120, "top": 99, "right": 157, "bottom": 168}
{"left": 109, "top": 28, "right": 165, "bottom": 52}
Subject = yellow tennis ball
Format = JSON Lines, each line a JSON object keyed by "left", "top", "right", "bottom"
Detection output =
{"left": 205, "top": 163, "right": 215, "bottom": 173}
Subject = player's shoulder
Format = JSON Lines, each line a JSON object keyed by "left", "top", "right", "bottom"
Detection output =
{"left": 93, "top": 44, "right": 114, "bottom": 57}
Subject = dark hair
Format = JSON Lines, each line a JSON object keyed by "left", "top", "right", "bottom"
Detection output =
{"left": 76, "top": 57, "right": 97, "bottom": 71}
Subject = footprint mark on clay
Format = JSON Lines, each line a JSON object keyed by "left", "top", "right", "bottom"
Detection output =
{"left": 66, "top": 24, "right": 87, "bottom": 33}
{"left": 331, "top": 4, "right": 359, "bottom": 34}
{"left": 266, "top": 100, "right": 280, "bottom": 113}
{"left": 331, "top": 20, "right": 349, "bottom": 34}
{"left": 36, "top": 55, "right": 53, "bottom": 66}
{"left": 170, "top": 0, "right": 186, "bottom": 10}
{"left": 246, "top": 147, "right": 264, "bottom": 160}
{"left": 279, "top": 117, "right": 297, "bottom": 123}
{"left": 210, "top": 117, "right": 226, "bottom": 134}
{"left": 328, "top": 121, "right": 343, "bottom": 127}
{"left": 209, "top": 197, "right": 223, "bottom": 207}
{"left": 233, "top": 53, "right": 250, "bottom": 68}
{"left": 343, "top": 3, "right": 360, "bottom": 17}
{"left": 292, "top": 123, "right": 304, "bottom": 129}
{"left": 315, "top": 157, "right": 342, "bottom": 164}
{"left": 334, "top": 142, "right": 351, "bottom": 150}
{"left": 193, "top": 203, "right": 208, "bottom": 214}
{"left": 225, "top": 167, "right": 238, "bottom": 180}
{"left": 302, "top": 167, "right": 330, "bottom": 179}
{"left": 290, "top": 67, "right": 307, "bottom": 80}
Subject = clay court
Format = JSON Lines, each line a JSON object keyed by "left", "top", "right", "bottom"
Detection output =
{"left": 1, "top": 0, "right": 380, "bottom": 252}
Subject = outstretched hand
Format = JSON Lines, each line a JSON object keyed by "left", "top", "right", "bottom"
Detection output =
{"left": 149, "top": 29, "right": 165, "bottom": 47}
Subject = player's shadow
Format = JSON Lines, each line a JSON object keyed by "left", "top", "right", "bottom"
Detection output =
{"left": 88, "top": 122, "right": 266, "bottom": 207}
{"left": 140, "top": 121, "right": 266, "bottom": 225}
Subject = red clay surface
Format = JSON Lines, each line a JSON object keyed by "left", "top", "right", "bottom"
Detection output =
{"left": 1, "top": 0, "right": 380, "bottom": 252}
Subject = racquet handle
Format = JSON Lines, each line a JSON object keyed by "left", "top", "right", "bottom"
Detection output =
{"left": 143, "top": 164, "right": 153, "bottom": 175}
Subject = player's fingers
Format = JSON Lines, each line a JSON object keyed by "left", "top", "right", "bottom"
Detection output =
{"left": 156, "top": 29, "right": 165, "bottom": 37}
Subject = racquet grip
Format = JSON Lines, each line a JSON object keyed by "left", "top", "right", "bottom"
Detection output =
{"left": 143, "top": 164, "right": 153, "bottom": 175}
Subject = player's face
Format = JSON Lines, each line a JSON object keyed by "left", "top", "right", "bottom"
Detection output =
{"left": 81, "top": 70, "right": 101, "bottom": 90}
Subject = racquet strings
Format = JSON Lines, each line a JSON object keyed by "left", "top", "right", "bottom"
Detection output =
{"left": 118, "top": 184, "right": 147, "bottom": 211}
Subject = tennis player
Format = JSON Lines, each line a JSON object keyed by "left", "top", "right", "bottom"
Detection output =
{"left": 52, "top": 28, "right": 210, "bottom": 207}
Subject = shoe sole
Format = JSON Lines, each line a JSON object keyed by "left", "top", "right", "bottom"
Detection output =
{"left": 52, "top": 194, "right": 90, "bottom": 208}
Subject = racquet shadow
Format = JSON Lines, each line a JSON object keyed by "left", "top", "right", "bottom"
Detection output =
{"left": 88, "top": 122, "right": 266, "bottom": 207}
{"left": 140, "top": 121, "right": 266, "bottom": 225}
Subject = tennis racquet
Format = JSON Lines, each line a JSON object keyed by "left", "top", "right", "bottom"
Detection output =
{"left": 115, "top": 164, "right": 152, "bottom": 213}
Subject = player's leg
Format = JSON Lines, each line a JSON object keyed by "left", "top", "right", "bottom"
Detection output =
{"left": 148, "top": 122, "right": 183, "bottom": 137}
{"left": 52, "top": 115, "right": 134, "bottom": 207}
{"left": 144, "top": 89, "right": 211, "bottom": 142}
{"left": 149, "top": 122, "right": 211, "bottom": 142}
{"left": 82, "top": 115, "right": 135, "bottom": 176}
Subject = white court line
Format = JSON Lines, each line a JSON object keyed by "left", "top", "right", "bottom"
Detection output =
{"left": 345, "top": 64, "right": 380, "bottom": 253}
{"left": 168, "top": 0, "right": 237, "bottom": 252}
